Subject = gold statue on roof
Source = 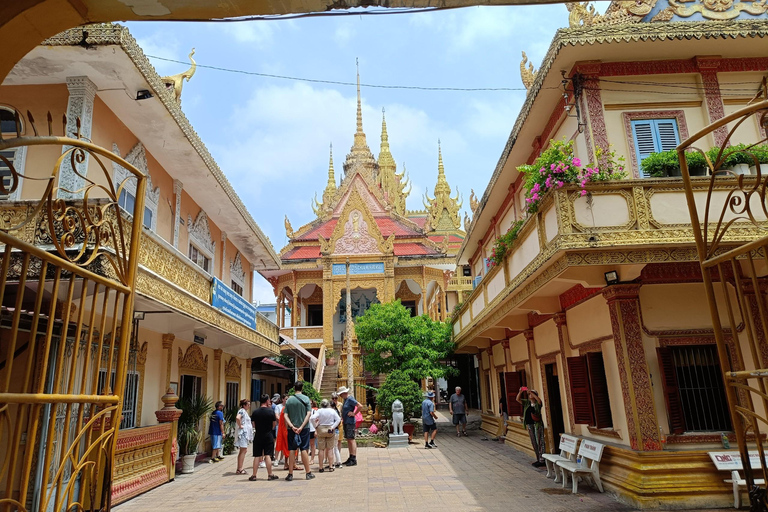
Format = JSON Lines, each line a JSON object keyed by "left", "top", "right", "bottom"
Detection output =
{"left": 520, "top": 51, "right": 539, "bottom": 90}
{"left": 161, "top": 48, "right": 197, "bottom": 103}
{"left": 376, "top": 109, "right": 410, "bottom": 216}
{"left": 285, "top": 215, "right": 294, "bottom": 239}
{"left": 470, "top": 189, "right": 479, "bottom": 213}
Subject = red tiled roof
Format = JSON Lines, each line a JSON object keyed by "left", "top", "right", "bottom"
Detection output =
{"left": 297, "top": 220, "right": 337, "bottom": 240}
{"left": 394, "top": 243, "right": 439, "bottom": 256}
{"left": 283, "top": 245, "right": 321, "bottom": 260}
{"left": 261, "top": 358, "right": 289, "bottom": 369}
{"left": 410, "top": 217, "right": 428, "bottom": 228}
{"left": 375, "top": 217, "right": 421, "bottom": 237}
{"left": 428, "top": 235, "right": 464, "bottom": 243}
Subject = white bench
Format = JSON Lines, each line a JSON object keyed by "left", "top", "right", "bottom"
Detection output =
{"left": 709, "top": 451, "right": 768, "bottom": 508}
{"left": 556, "top": 439, "right": 605, "bottom": 494}
{"left": 542, "top": 434, "right": 579, "bottom": 483}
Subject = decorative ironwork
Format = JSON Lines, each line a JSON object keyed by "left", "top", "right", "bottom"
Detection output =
{"left": 678, "top": 98, "right": 768, "bottom": 511}
{"left": 0, "top": 109, "right": 145, "bottom": 512}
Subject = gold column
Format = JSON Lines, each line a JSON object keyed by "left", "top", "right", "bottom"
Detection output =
{"left": 162, "top": 333, "right": 175, "bottom": 391}
{"left": 421, "top": 267, "right": 427, "bottom": 315}
{"left": 292, "top": 271, "right": 298, "bottom": 327}
{"left": 553, "top": 313, "right": 575, "bottom": 431}
{"left": 345, "top": 259, "right": 353, "bottom": 393}
{"left": 245, "top": 358, "right": 252, "bottom": 401}
{"left": 214, "top": 349, "right": 223, "bottom": 402}
{"left": 523, "top": 329, "right": 535, "bottom": 385}
{"left": 603, "top": 284, "right": 662, "bottom": 451}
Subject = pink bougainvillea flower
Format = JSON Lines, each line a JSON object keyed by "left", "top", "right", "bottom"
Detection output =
{"left": 580, "top": 190, "right": 587, "bottom": 196}
{"left": 557, "top": 181, "right": 564, "bottom": 188}
{"left": 551, "top": 163, "right": 556, "bottom": 170}
{"left": 572, "top": 158, "right": 581, "bottom": 167}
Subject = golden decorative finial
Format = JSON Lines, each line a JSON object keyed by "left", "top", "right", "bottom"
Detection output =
{"left": 377, "top": 108, "right": 408, "bottom": 215}
{"left": 424, "top": 141, "right": 462, "bottom": 232}
{"left": 285, "top": 215, "right": 294, "bottom": 239}
{"left": 470, "top": 189, "right": 479, "bottom": 213}
{"left": 328, "top": 142, "right": 335, "bottom": 185}
{"left": 343, "top": 59, "right": 377, "bottom": 183}
{"left": 314, "top": 143, "right": 338, "bottom": 218}
{"left": 161, "top": 48, "right": 197, "bottom": 104}
{"left": 356, "top": 58, "right": 363, "bottom": 138}
{"left": 520, "top": 51, "right": 539, "bottom": 91}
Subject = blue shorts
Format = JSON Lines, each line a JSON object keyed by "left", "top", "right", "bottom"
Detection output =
{"left": 211, "top": 434, "right": 222, "bottom": 450}
{"left": 288, "top": 427, "right": 311, "bottom": 452}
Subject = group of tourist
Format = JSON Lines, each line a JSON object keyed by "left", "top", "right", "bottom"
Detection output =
{"left": 209, "top": 382, "right": 362, "bottom": 482}
{"left": 421, "top": 386, "right": 469, "bottom": 449}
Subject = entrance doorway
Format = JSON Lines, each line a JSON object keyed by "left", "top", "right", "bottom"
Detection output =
{"left": 545, "top": 363, "right": 565, "bottom": 451}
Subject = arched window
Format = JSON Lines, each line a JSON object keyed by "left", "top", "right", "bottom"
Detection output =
{"left": 0, "top": 106, "right": 26, "bottom": 201}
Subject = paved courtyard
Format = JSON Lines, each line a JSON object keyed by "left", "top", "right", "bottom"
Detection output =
{"left": 117, "top": 415, "right": 637, "bottom": 512}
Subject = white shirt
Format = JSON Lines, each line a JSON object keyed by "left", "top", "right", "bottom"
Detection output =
{"left": 309, "top": 409, "right": 318, "bottom": 432}
{"left": 313, "top": 407, "right": 341, "bottom": 430}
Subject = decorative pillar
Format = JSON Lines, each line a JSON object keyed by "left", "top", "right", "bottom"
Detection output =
{"left": 322, "top": 259, "right": 334, "bottom": 349}
{"left": 523, "top": 329, "right": 535, "bottom": 384}
{"left": 345, "top": 259, "right": 354, "bottom": 394}
{"left": 602, "top": 285, "right": 662, "bottom": 451}
{"left": 501, "top": 339, "right": 511, "bottom": 369}
{"left": 162, "top": 334, "right": 175, "bottom": 391}
{"left": 292, "top": 271, "right": 298, "bottom": 328}
{"left": 155, "top": 388, "right": 183, "bottom": 480}
{"left": 485, "top": 347, "right": 497, "bottom": 412}
{"left": 574, "top": 62, "right": 608, "bottom": 164}
{"left": 59, "top": 76, "right": 97, "bottom": 199}
{"left": 695, "top": 56, "right": 728, "bottom": 147}
{"left": 245, "top": 358, "right": 252, "bottom": 402}
{"left": 172, "top": 180, "right": 183, "bottom": 248}
{"left": 221, "top": 232, "right": 227, "bottom": 281}
{"left": 553, "top": 313, "right": 575, "bottom": 431}
{"left": 214, "top": 349, "right": 223, "bottom": 402}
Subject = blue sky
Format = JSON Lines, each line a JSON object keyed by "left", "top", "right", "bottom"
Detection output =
{"left": 125, "top": 5, "right": 581, "bottom": 303}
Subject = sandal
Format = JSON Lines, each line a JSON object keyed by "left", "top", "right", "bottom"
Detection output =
{"left": 236, "top": 469, "right": 247, "bottom": 475}
{"left": 268, "top": 474, "right": 279, "bottom": 481}
{"left": 327, "top": 466, "right": 334, "bottom": 472}
{"left": 319, "top": 468, "right": 324, "bottom": 473}
{"left": 248, "top": 475, "right": 258, "bottom": 481}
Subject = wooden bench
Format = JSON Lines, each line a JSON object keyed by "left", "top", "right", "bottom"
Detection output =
{"left": 709, "top": 451, "right": 768, "bottom": 508}
{"left": 556, "top": 439, "right": 605, "bottom": 494}
{"left": 542, "top": 434, "right": 579, "bottom": 483}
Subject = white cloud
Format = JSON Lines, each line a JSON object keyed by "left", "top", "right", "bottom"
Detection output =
{"left": 222, "top": 21, "right": 277, "bottom": 47}
{"left": 465, "top": 96, "right": 523, "bottom": 138}
{"left": 334, "top": 24, "right": 355, "bottom": 45}
{"left": 136, "top": 33, "right": 182, "bottom": 76}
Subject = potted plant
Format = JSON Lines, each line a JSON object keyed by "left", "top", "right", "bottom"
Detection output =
{"left": 707, "top": 144, "right": 758, "bottom": 175}
{"left": 642, "top": 150, "right": 681, "bottom": 178}
{"left": 685, "top": 150, "right": 708, "bottom": 176}
{"left": 177, "top": 394, "right": 213, "bottom": 474}
{"left": 325, "top": 348, "right": 337, "bottom": 366}
{"left": 222, "top": 406, "right": 237, "bottom": 456}
{"left": 376, "top": 370, "right": 423, "bottom": 442}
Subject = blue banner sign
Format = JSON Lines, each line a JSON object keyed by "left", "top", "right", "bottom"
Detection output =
{"left": 211, "top": 277, "right": 257, "bottom": 329}
{"left": 332, "top": 262, "right": 385, "bottom": 276}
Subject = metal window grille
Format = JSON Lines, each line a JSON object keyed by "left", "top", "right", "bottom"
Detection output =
{"left": 672, "top": 344, "right": 732, "bottom": 432}
{"left": 226, "top": 382, "right": 240, "bottom": 411}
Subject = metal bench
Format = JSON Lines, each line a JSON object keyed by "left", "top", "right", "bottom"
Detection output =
{"left": 556, "top": 438, "right": 605, "bottom": 494}
{"left": 709, "top": 451, "right": 768, "bottom": 508}
{"left": 542, "top": 434, "right": 579, "bottom": 483}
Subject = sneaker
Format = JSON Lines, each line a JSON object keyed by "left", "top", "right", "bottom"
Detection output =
{"left": 425, "top": 443, "right": 432, "bottom": 449}
{"left": 343, "top": 459, "right": 357, "bottom": 466}
{"left": 285, "top": 474, "right": 293, "bottom": 481}
{"left": 209, "top": 459, "right": 219, "bottom": 464}
{"left": 462, "top": 431, "right": 468, "bottom": 437}
{"left": 217, "top": 456, "right": 225, "bottom": 461}
{"left": 306, "top": 472, "right": 315, "bottom": 480}
{"left": 334, "top": 463, "right": 342, "bottom": 469}
{"left": 259, "top": 461, "right": 266, "bottom": 468}
{"left": 429, "top": 441, "right": 437, "bottom": 448}
{"left": 457, "top": 432, "right": 461, "bottom": 437}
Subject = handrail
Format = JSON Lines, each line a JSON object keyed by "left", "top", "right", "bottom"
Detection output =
{"left": 313, "top": 344, "right": 326, "bottom": 391}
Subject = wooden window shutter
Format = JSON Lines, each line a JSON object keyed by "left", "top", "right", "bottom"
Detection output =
{"left": 567, "top": 356, "right": 595, "bottom": 425}
{"left": 655, "top": 119, "right": 680, "bottom": 152}
{"left": 656, "top": 346, "right": 685, "bottom": 434}
{"left": 631, "top": 120, "right": 657, "bottom": 175}
{"left": 586, "top": 352, "right": 613, "bottom": 429}
{"left": 504, "top": 372, "right": 523, "bottom": 416}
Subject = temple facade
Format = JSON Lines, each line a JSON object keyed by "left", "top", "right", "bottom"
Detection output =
{"left": 259, "top": 73, "right": 467, "bottom": 397}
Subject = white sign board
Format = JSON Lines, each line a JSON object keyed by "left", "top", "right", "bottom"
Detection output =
{"left": 559, "top": 434, "right": 578, "bottom": 454}
{"left": 709, "top": 451, "right": 768, "bottom": 471}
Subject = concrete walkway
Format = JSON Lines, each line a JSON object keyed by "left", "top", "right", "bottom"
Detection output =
{"left": 117, "top": 414, "right": 635, "bottom": 512}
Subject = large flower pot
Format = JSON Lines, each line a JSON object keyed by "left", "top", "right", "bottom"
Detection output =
{"left": 728, "top": 163, "right": 751, "bottom": 175}
{"left": 402, "top": 423, "right": 415, "bottom": 442}
{"left": 181, "top": 454, "right": 196, "bottom": 474}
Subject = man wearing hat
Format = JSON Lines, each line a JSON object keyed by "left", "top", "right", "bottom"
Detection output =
{"left": 422, "top": 391, "right": 438, "bottom": 449}
{"left": 338, "top": 386, "right": 360, "bottom": 466}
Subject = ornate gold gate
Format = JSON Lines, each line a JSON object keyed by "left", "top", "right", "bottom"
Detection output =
{"left": 0, "top": 112, "right": 145, "bottom": 512}
{"left": 678, "top": 98, "right": 768, "bottom": 510}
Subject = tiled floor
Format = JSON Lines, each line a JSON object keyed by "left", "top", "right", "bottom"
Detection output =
{"left": 117, "top": 415, "right": 637, "bottom": 512}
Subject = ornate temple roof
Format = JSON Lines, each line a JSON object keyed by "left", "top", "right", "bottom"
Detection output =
{"left": 280, "top": 68, "right": 465, "bottom": 264}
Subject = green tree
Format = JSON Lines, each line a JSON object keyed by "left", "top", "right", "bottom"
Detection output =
{"left": 376, "top": 370, "right": 423, "bottom": 420}
{"left": 355, "top": 300, "right": 456, "bottom": 381}
{"left": 288, "top": 380, "right": 322, "bottom": 406}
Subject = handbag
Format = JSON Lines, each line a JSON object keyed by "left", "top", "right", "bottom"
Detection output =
{"left": 531, "top": 412, "right": 542, "bottom": 422}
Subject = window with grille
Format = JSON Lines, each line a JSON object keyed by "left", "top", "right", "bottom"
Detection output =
{"left": 226, "top": 381, "right": 240, "bottom": 411}
{"left": 180, "top": 374, "right": 203, "bottom": 401}
{"left": 118, "top": 189, "right": 152, "bottom": 229}
{"left": 231, "top": 281, "right": 244, "bottom": 296}
{"left": 567, "top": 352, "right": 613, "bottom": 428}
{"left": 188, "top": 244, "right": 210, "bottom": 273}
{"left": 97, "top": 369, "right": 139, "bottom": 429}
{"left": 657, "top": 344, "right": 731, "bottom": 433}
{"left": 631, "top": 118, "right": 680, "bottom": 176}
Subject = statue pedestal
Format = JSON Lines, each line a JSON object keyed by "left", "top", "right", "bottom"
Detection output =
{"left": 388, "top": 433, "right": 409, "bottom": 448}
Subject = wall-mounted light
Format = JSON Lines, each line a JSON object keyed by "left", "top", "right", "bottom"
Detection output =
{"left": 604, "top": 270, "right": 619, "bottom": 286}
{"left": 133, "top": 311, "right": 146, "bottom": 321}
{"left": 136, "top": 90, "right": 153, "bottom": 101}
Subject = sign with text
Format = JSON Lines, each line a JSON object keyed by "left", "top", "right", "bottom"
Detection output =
{"left": 709, "top": 451, "right": 768, "bottom": 471}
{"left": 332, "top": 262, "right": 385, "bottom": 276}
{"left": 211, "top": 277, "right": 257, "bottom": 329}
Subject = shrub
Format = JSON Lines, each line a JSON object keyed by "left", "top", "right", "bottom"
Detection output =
{"left": 488, "top": 219, "right": 524, "bottom": 268}
{"left": 376, "top": 370, "right": 423, "bottom": 420}
{"left": 288, "top": 380, "right": 322, "bottom": 406}
{"left": 641, "top": 150, "right": 680, "bottom": 178}
{"left": 177, "top": 394, "right": 213, "bottom": 456}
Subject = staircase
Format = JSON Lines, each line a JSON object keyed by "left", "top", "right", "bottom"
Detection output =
{"left": 319, "top": 361, "right": 338, "bottom": 399}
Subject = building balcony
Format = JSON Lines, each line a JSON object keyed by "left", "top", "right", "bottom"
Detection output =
{"left": 452, "top": 177, "right": 767, "bottom": 347}
{"left": 279, "top": 326, "right": 324, "bottom": 344}
{"left": 447, "top": 276, "right": 474, "bottom": 292}
{"left": 0, "top": 200, "right": 280, "bottom": 352}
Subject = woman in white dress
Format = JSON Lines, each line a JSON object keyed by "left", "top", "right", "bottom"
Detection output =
{"left": 234, "top": 399, "right": 253, "bottom": 475}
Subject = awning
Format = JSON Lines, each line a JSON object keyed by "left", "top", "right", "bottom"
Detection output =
{"left": 280, "top": 335, "right": 318, "bottom": 369}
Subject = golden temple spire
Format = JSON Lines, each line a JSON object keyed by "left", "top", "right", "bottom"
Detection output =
{"left": 327, "top": 142, "right": 336, "bottom": 187}
{"left": 343, "top": 59, "right": 377, "bottom": 182}
{"left": 424, "top": 140, "right": 462, "bottom": 232}
{"left": 313, "top": 143, "right": 338, "bottom": 218}
{"left": 377, "top": 108, "right": 408, "bottom": 215}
